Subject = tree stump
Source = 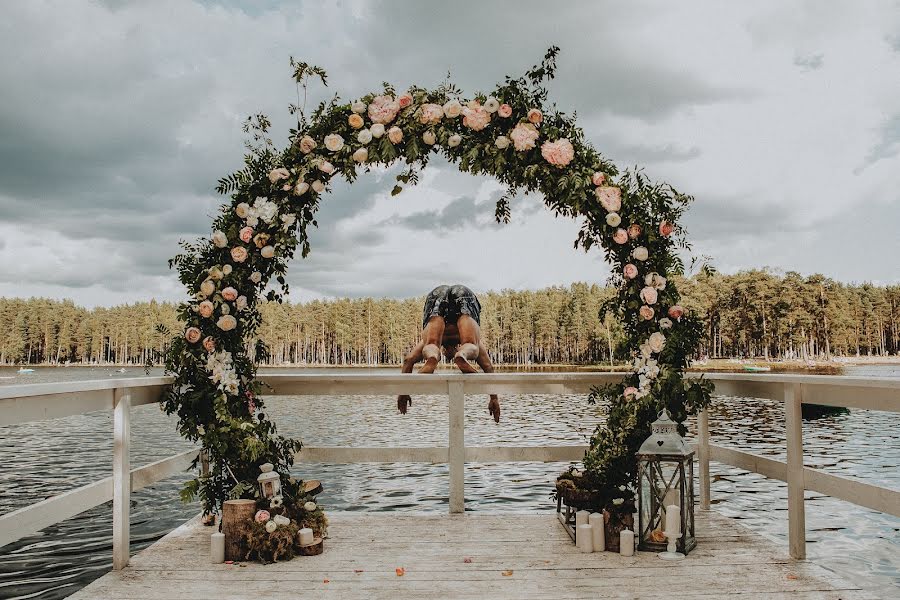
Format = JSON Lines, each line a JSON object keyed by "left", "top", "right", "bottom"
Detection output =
{"left": 301, "top": 479, "right": 323, "bottom": 496}
{"left": 297, "top": 537, "right": 323, "bottom": 556}
{"left": 222, "top": 499, "right": 256, "bottom": 561}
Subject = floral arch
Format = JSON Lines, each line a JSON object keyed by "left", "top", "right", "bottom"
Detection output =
{"left": 163, "top": 48, "right": 712, "bottom": 516}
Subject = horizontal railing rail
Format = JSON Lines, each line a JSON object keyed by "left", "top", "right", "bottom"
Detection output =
{"left": 0, "top": 371, "right": 897, "bottom": 568}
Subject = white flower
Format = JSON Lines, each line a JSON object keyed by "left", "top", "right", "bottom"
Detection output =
{"left": 200, "top": 279, "right": 216, "bottom": 297}
{"left": 659, "top": 317, "right": 673, "bottom": 330}
{"left": 612, "top": 498, "right": 625, "bottom": 506}
{"left": 357, "top": 129, "right": 373, "bottom": 144}
{"left": 484, "top": 97, "right": 500, "bottom": 113}
{"left": 217, "top": 315, "right": 237, "bottom": 332}
{"left": 252, "top": 197, "right": 278, "bottom": 224}
{"left": 235, "top": 203, "right": 250, "bottom": 219}
{"left": 443, "top": 99, "right": 463, "bottom": 118}
{"left": 294, "top": 181, "right": 309, "bottom": 196}
{"left": 495, "top": 135, "right": 510, "bottom": 149}
{"left": 370, "top": 123, "right": 385, "bottom": 138}
{"left": 645, "top": 273, "right": 656, "bottom": 286}
{"left": 222, "top": 264, "right": 233, "bottom": 275}
{"left": 324, "top": 133, "right": 344, "bottom": 152}
{"left": 270, "top": 495, "right": 283, "bottom": 508}
{"left": 250, "top": 271, "right": 262, "bottom": 284}
{"left": 422, "top": 130, "right": 436, "bottom": 145}
{"left": 298, "top": 135, "right": 316, "bottom": 153}
{"left": 265, "top": 520, "right": 277, "bottom": 533}
{"left": 632, "top": 246, "right": 649, "bottom": 261}
{"left": 281, "top": 213, "right": 296, "bottom": 231}
{"left": 318, "top": 160, "right": 334, "bottom": 174}
{"left": 606, "top": 212, "right": 621, "bottom": 227}
{"left": 208, "top": 266, "right": 224, "bottom": 281}
{"left": 448, "top": 134, "right": 462, "bottom": 147}
{"left": 304, "top": 501, "right": 317, "bottom": 512}
{"left": 618, "top": 485, "right": 627, "bottom": 491}
{"left": 260, "top": 245, "right": 275, "bottom": 259}
{"left": 353, "top": 147, "right": 368, "bottom": 162}
{"left": 220, "top": 303, "right": 230, "bottom": 315}
{"left": 640, "top": 343, "right": 652, "bottom": 359}
{"left": 211, "top": 230, "right": 228, "bottom": 248}
{"left": 197, "top": 425, "right": 205, "bottom": 436}
{"left": 236, "top": 295, "right": 248, "bottom": 311}
{"left": 654, "top": 276, "right": 667, "bottom": 291}
{"left": 274, "top": 514, "right": 291, "bottom": 526}
{"left": 648, "top": 332, "right": 666, "bottom": 353}
{"left": 351, "top": 100, "right": 366, "bottom": 114}
{"left": 246, "top": 215, "right": 259, "bottom": 227}
{"left": 312, "top": 180, "right": 325, "bottom": 193}
{"left": 268, "top": 167, "right": 289, "bottom": 183}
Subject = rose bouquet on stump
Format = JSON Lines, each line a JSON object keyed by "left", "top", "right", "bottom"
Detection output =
{"left": 243, "top": 479, "right": 328, "bottom": 563}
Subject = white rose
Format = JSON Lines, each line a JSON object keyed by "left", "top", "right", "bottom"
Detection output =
{"left": 220, "top": 303, "right": 230, "bottom": 315}
{"left": 353, "top": 147, "right": 368, "bottom": 162}
{"left": 236, "top": 295, "right": 248, "bottom": 311}
{"left": 304, "top": 501, "right": 317, "bottom": 512}
{"left": 294, "top": 181, "right": 309, "bottom": 196}
{"left": 655, "top": 276, "right": 667, "bottom": 291}
{"left": 612, "top": 498, "right": 625, "bottom": 506}
{"left": 357, "top": 129, "right": 373, "bottom": 144}
{"left": 260, "top": 245, "right": 275, "bottom": 259}
{"left": 236, "top": 203, "right": 250, "bottom": 218}
{"left": 495, "top": 135, "right": 510, "bottom": 149}
{"left": 208, "top": 266, "right": 223, "bottom": 281}
{"left": 645, "top": 273, "right": 656, "bottom": 286}
{"left": 222, "top": 264, "right": 232, "bottom": 275}
{"left": 351, "top": 100, "right": 366, "bottom": 114}
{"left": 484, "top": 97, "right": 500, "bottom": 113}
{"left": 264, "top": 520, "right": 277, "bottom": 533}
{"left": 273, "top": 514, "right": 291, "bottom": 526}
{"left": 640, "top": 343, "right": 652, "bottom": 358}
{"left": 448, "top": 134, "right": 462, "bottom": 148}
{"left": 246, "top": 215, "right": 259, "bottom": 227}
{"left": 659, "top": 317, "right": 673, "bottom": 330}
{"left": 250, "top": 271, "right": 262, "bottom": 284}
{"left": 318, "top": 160, "right": 334, "bottom": 174}
{"left": 606, "top": 212, "right": 621, "bottom": 227}
{"left": 211, "top": 230, "right": 227, "bottom": 248}
{"left": 298, "top": 135, "right": 316, "bottom": 154}
{"left": 370, "top": 123, "right": 385, "bottom": 138}
{"left": 216, "top": 315, "right": 237, "bottom": 332}
{"left": 200, "top": 279, "right": 216, "bottom": 297}
{"left": 324, "top": 133, "right": 344, "bottom": 152}
{"left": 443, "top": 99, "right": 462, "bottom": 118}
{"left": 268, "top": 167, "right": 289, "bottom": 183}
{"left": 648, "top": 331, "right": 666, "bottom": 353}
{"left": 632, "top": 246, "right": 649, "bottom": 261}
{"left": 422, "top": 130, "right": 436, "bottom": 145}
{"left": 312, "top": 180, "right": 325, "bottom": 193}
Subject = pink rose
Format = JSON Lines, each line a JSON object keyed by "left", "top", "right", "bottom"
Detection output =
{"left": 613, "top": 228, "right": 629, "bottom": 245}
{"left": 398, "top": 93, "right": 413, "bottom": 108}
{"left": 239, "top": 227, "right": 253, "bottom": 243}
{"left": 640, "top": 286, "right": 658, "bottom": 305}
{"left": 540, "top": 138, "right": 575, "bottom": 167}
{"left": 527, "top": 108, "right": 543, "bottom": 124}
{"left": 498, "top": 103, "right": 512, "bottom": 118}
{"left": 387, "top": 126, "right": 403, "bottom": 144}
{"left": 640, "top": 305, "right": 655, "bottom": 320}
{"left": 668, "top": 305, "right": 685, "bottom": 320}
{"left": 659, "top": 221, "right": 675, "bottom": 237}
{"left": 348, "top": 113, "right": 364, "bottom": 129}
{"left": 368, "top": 95, "right": 400, "bottom": 124}
{"left": 198, "top": 301, "right": 214, "bottom": 319}
{"left": 624, "top": 263, "right": 638, "bottom": 279}
{"left": 628, "top": 224, "right": 642, "bottom": 240}
{"left": 510, "top": 122, "right": 539, "bottom": 151}
{"left": 624, "top": 386, "right": 638, "bottom": 399}
{"left": 202, "top": 336, "right": 216, "bottom": 352}
{"left": 592, "top": 172, "right": 606, "bottom": 186}
{"left": 462, "top": 101, "right": 491, "bottom": 131}
{"left": 230, "top": 246, "right": 248, "bottom": 263}
{"left": 222, "top": 287, "right": 238, "bottom": 301}
{"left": 596, "top": 186, "right": 622, "bottom": 212}
{"left": 418, "top": 103, "right": 444, "bottom": 125}
{"left": 254, "top": 510, "right": 270, "bottom": 523}
{"left": 184, "top": 327, "right": 202, "bottom": 344}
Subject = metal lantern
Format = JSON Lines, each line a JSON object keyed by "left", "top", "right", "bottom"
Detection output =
{"left": 636, "top": 410, "right": 696, "bottom": 555}
{"left": 257, "top": 462, "right": 281, "bottom": 499}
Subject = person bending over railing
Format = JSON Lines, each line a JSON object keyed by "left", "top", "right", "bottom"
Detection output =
{"left": 398, "top": 284, "right": 500, "bottom": 422}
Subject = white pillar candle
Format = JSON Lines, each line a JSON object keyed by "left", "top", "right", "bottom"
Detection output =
{"left": 665, "top": 504, "right": 681, "bottom": 535}
{"left": 299, "top": 527, "right": 314, "bottom": 546}
{"left": 589, "top": 512, "right": 605, "bottom": 552}
{"left": 575, "top": 510, "right": 590, "bottom": 527}
{"left": 211, "top": 532, "right": 225, "bottom": 563}
{"left": 576, "top": 523, "right": 594, "bottom": 553}
{"left": 619, "top": 529, "right": 635, "bottom": 557}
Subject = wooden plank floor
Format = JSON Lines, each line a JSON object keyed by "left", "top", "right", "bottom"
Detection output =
{"left": 70, "top": 510, "right": 875, "bottom": 600}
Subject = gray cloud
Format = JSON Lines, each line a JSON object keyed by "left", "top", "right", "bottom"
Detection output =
{"left": 793, "top": 53, "right": 824, "bottom": 71}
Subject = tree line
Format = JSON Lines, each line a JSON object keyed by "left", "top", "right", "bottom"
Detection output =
{"left": 1, "top": 270, "right": 898, "bottom": 366}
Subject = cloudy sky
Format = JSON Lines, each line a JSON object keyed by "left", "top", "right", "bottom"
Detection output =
{"left": 1, "top": 1, "right": 899, "bottom": 307}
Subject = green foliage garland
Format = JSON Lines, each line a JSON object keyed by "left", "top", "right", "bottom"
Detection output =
{"left": 163, "top": 48, "right": 711, "bottom": 515}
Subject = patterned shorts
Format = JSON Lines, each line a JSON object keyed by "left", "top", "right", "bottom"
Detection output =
{"left": 422, "top": 285, "right": 482, "bottom": 329}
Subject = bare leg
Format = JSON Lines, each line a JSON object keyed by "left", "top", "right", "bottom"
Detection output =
{"left": 398, "top": 340, "right": 424, "bottom": 414}
{"left": 476, "top": 340, "right": 500, "bottom": 423}
{"left": 419, "top": 316, "right": 445, "bottom": 374}
{"left": 453, "top": 315, "right": 480, "bottom": 374}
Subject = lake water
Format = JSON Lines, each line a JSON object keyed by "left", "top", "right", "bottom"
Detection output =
{"left": 0, "top": 365, "right": 897, "bottom": 598}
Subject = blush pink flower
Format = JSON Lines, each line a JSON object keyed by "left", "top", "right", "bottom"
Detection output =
{"left": 239, "top": 227, "right": 253, "bottom": 243}
{"left": 397, "top": 93, "right": 413, "bottom": 108}
{"left": 267, "top": 167, "right": 289, "bottom": 183}
{"left": 184, "top": 327, "right": 202, "bottom": 344}
{"left": 510, "top": 122, "right": 539, "bottom": 151}
{"left": 613, "top": 228, "right": 629, "bottom": 245}
{"left": 596, "top": 186, "right": 622, "bottom": 212}
{"left": 659, "top": 221, "right": 675, "bottom": 237}
{"left": 198, "top": 301, "right": 214, "bottom": 319}
{"left": 202, "top": 336, "right": 216, "bottom": 352}
{"left": 222, "top": 287, "right": 238, "bottom": 302}
{"left": 527, "top": 108, "right": 543, "bottom": 124}
{"left": 387, "top": 126, "right": 403, "bottom": 144}
{"left": 254, "top": 510, "right": 270, "bottom": 523}
{"left": 640, "top": 305, "right": 655, "bottom": 320}
{"left": 540, "top": 138, "right": 575, "bottom": 167}
{"left": 640, "top": 286, "right": 658, "bottom": 305}
{"left": 230, "top": 246, "right": 248, "bottom": 263}
{"left": 623, "top": 386, "right": 638, "bottom": 399}
{"left": 462, "top": 101, "right": 491, "bottom": 131}
{"left": 368, "top": 95, "right": 400, "bottom": 124}
{"left": 418, "top": 103, "right": 444, "bottom": 125}
{"left": 498, "top": 103, "right": 513, "bottom": 118}
{"left": 592, "top": 172, "right": 606, "bottom": 186}
{"left": 668, "top": 305, "right": 685, "bottom": 320}
{"left": 628, "top": 224, "right": 642, "bottom": 240}
{"left": 624, "top": 263, "right": 639, "bottom": 279}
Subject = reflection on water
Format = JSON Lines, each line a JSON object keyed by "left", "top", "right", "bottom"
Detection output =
{"left": 0, "top": 365, "right": 897, "bottom": 598}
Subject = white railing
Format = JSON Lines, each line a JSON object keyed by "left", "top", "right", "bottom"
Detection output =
{"left": 0, "top": 372, "right": 898, "bottom": 569}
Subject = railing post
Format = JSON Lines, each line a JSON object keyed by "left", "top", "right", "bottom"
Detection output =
{"left": 448, "top": 380, "right": 465, "bottom": 514}
{"left": 112, "top": 388, "right": 131, "bottom": 570}
{"left": 697, "top": 409, "right": 710, "bottom": 510}
{"left": 785, "top": 382, "right": 806, "bottom": 560}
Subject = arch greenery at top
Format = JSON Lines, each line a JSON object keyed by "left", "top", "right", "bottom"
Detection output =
{"left": 164, "top": 48, "right": 713, "bottom": 516}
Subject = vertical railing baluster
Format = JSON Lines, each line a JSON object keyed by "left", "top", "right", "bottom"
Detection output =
{"left": 112, "top": 388, "right": 131, "bottom": 570}
{"left": 698, "top": 409, "right": 710, "bottom": 510}
{"left": 448, "top": 380, "right": 465, "bottom": 514}
{"left": 785, "top": 382, "right": 806, "bottom": 560}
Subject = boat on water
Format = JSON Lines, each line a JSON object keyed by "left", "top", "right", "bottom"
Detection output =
{"left": 743, "top": 365, "right": 771, "bottom": 372}
{"left": 17, "top": 368, "right": 35, "bottom": 374}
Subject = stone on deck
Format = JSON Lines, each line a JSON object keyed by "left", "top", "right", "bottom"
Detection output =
{"left": 70, "top": 511, "right": 873, "bottom": 599}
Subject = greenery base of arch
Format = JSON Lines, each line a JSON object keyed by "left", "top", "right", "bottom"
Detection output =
{"left": 163, "top": 48, "right": 713, "bottom": 516}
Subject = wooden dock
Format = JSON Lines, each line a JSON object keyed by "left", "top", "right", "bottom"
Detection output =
{"left": 69, "top": 510, "right": 874, "bottom": 600}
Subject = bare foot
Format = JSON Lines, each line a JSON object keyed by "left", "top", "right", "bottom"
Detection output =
{"left": 453, "top": 353, "right": 478, "bottom": 374}
{"left": 488, "top": 396, "right": 500, "bottom": 423}
{"left": 418, "top": 356, "right": 439, "bottom": 374}
{"left": 398, "top": 394, "right": 411, "bottom": 414}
